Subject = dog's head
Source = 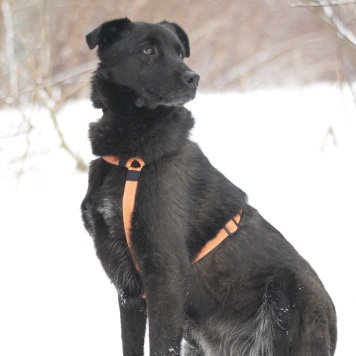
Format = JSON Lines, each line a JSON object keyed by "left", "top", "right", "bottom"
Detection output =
{"left": 86, "top": 18, "right": 199, "bottom": 108}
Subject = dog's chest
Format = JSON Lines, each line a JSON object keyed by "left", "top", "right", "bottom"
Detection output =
{"left": 82, "top": 160, "right": 191, "bottom": 295}
{"left": 97, "top": 195, "right": 122, "bottom": 233}
{"left": 81, "top": 167, "right": 144, "bottom": 290}
{"left": 82, "top": 174, "right": 124, "bottom": 239}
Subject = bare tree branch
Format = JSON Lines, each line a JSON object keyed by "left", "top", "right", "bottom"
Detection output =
{"left": 16, "top": 117, "right": 32, "bottom": 190}
{"left": 307, "top": 5, "right": 356, "bottom": 48}
{"left": 290, "top": 1, "right": 356, "bottom": 7}
{"left": 37, "top": 87, "right": 88, "bottom": 172}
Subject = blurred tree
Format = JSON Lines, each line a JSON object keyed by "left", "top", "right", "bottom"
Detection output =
{"left": 300, "top": 0, "right": 356, "bottom": 97}
{"left": 1, "top": 0, "right": 355, "bottom": 96}
{"left": 1, "top": 0, "right": 91, "bottom": 174}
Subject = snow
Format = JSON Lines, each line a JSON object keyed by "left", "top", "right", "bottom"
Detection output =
{"left": 1, "top": 85, "right": 355, "bottom": 355}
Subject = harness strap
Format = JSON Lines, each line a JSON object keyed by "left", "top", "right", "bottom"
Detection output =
{"left": 102, "top": 155, "right": 145, "bottom": 269}
{"left": 102, "top": 155, "right": 242, "bottom": 268}
{"left": 192, "top": 211, "right": 242, "bottom": 263}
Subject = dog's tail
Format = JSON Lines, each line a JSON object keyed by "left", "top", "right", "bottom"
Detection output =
{"left": 212, "top": 269, "right": 293, "bottom": 356}
{"left": 223, "top": 269, "right": 336, "bottom": 356}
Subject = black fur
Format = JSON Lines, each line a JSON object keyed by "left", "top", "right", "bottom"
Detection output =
{"left": 81, "top": 18, "right": 337, "bottom": 355}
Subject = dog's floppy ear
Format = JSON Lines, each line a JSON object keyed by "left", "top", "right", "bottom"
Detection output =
{"left": 159, "top": 21, "right": 190, "bottom": 58}
{"left": 86, "top": 17, "right": 132, "bottom": 50}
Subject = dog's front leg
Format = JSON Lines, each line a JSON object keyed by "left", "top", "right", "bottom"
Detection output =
{"left": 119, "top": 296, "right": 147, "bottom": 356}
{"left": 144, "top": 271, "right": 186, "bottom": 356}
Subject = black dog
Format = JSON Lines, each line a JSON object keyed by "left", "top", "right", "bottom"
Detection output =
{"left": 81, "top": 18, "right": 337, "bottom": 355}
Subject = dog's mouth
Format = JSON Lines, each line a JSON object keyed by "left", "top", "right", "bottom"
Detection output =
{"left": 147, "top": 89, "right": 196, "bottom": 107}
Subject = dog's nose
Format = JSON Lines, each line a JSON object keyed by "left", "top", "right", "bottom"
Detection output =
{"left": 183, "top": 71, "right": 200, "bottom": 89}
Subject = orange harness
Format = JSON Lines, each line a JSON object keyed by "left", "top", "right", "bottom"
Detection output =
{"left": 102, "top": 155, "right": 242, "bottom": 268}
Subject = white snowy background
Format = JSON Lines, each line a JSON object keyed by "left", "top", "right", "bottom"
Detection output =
{"left": 1, "top": 85, "right": 355, "bottom": 355}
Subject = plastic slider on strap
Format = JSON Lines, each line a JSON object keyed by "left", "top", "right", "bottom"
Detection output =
{"left": 126, "top": 170, "right": 141, "bottom": 181}
{"left": 223, "top": 215, "right": 240, "bottom": 236}
{"left": 193, "top": 211, "right": 242, "bottom": 264}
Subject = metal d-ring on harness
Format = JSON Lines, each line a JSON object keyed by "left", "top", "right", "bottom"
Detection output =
{"left": 102, "top": 155, "right": 242, "bottom": 269}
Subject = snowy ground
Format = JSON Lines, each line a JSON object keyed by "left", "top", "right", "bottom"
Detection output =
{"left": 1, "top": 85, "right": 355, "bottom": 355}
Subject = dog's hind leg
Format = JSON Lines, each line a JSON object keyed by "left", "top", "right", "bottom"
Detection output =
{"left": 119, "top": 296, "right": 147, "bottom": 356}
{"left": 292, "top": 292, "right": 337, "bottom": 356}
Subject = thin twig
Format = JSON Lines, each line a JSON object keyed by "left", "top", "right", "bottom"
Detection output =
{"left": 306, "top": 7, "right": 356, "bottom": 49}
{"left": 290, "top": 1, "right": 356, "bottom": 8}
{"left": 38, "top": 88, "right": 88, "bottom": 171}
{"left": 48, "top": 105, "right": 88, "bottom": 171}
{"left": 16, "top": 117, "right": 31, "bottom": 190}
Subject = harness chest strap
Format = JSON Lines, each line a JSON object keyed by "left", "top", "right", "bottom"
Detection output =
{"left": 102, "top": 155, "right": 144, "bottom": 269}
{"left": 102, "top": 155, "right": 242, "bottom": 268}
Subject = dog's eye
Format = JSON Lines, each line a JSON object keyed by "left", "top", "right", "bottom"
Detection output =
{"left": 179, "top": 51, "right": 184, "bottom": 59}
{"left": 143, "top": 47, "right": 155, "bottom": 55}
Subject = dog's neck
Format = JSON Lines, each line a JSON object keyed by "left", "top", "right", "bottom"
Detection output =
{"left": 89, "top": 75, "right": 195, "bottom": 163}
